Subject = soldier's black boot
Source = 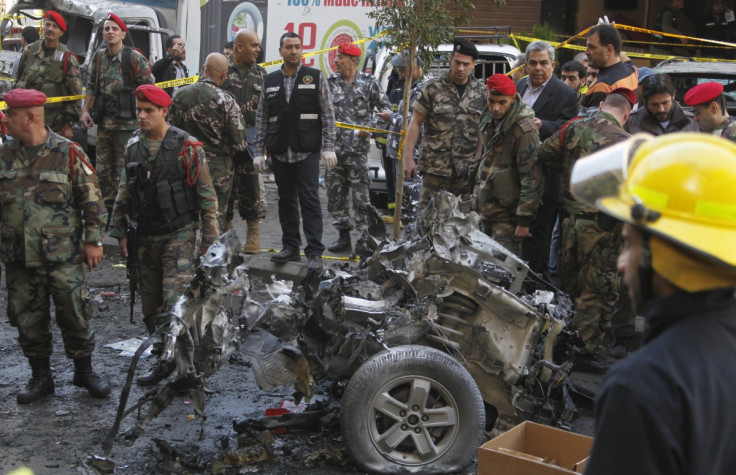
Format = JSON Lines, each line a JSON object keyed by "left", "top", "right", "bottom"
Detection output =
{"left": 73, "top": 355, "right": 111, "bottom": 398}
{"left": 17, "top": 357, "right": 55, "bottom": 404}
{"left": 137, "top": 359, "right": 175, "bottom": 387}
{"left": 327, "top": 229, "right": 352, "bottom": 253}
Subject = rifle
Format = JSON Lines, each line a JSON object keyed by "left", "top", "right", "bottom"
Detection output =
{"left": 126, "top": 218, "right": 139, "bottom": 324}
{"left": 125, "top": 162, "right": 144, "bottom": 324}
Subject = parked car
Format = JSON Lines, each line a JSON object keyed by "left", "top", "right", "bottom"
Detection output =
{"left": 654, "top": 58, "right": 736, "bottom": 114}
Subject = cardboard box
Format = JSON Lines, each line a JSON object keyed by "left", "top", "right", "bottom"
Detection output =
{"left": 478, "top": 421, "right": 593, "bottom": 475}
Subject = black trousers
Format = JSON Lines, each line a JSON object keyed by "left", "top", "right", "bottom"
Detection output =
{"left": 271, "top": 153, "right": 325, "bottom": 257}
{"left": 522, "top": 169, "right": 561, "bottom": 276}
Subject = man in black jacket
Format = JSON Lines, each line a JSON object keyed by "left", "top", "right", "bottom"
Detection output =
{"left": 572, "top": 133, "right": 736, "bottom": 475}
{"left": 152, "top": 35, "right": 188, "bottom": 97}
{"left": 516, "top": 40, "right": 577, "bottom": 277}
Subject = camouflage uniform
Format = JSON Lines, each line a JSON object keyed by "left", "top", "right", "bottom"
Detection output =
{"left": 326, "top": 71, "right": 391, "bottom": 230}
{"left": 0, "top": 129, "right": 106, "bottom": 359}
{"left": 413, "top": 72, "right": 487, "bottom": 209}
{"left": 476, "top": 97, "right": 542, "bottom": 256}
{"left": 108, "top": 130, "right": 219, "bottom": 333}
{"left": 386, "top": 77, "right": 426, "bottom": 161}
{"left": 713, "top": 116, "right": 736, "bottom": 141}
{"left": 169, "top": 77, "right": 248, "bottom": 230}
{"left": 539, "top": 110, "right": 630, "bottom": 352}
{"left": 14, "top": 39, "right": 82, "bottom": 133}
{"left": 221, "top": 58, "right": 266, "bottom": 222}
{"left": 85, "top": 47, "right": 153, "bottom": 210}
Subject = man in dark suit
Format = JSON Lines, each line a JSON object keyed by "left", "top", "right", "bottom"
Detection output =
{"left": 515, "top": 41, "right": 578, "bottom": 278}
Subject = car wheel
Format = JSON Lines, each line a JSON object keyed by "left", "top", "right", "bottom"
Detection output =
{"left": 340, "top": 345, "right": 485, "bottom": 473}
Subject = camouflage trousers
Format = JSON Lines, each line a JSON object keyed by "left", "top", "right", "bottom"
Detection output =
{"left": 226, "top": 151, "right": 260, "bottom": 222}
{"left": 4, "top": 261, "right": 95, "bottom": 359}
{"left": 326, "top": 153, "right": 373, "bottom": 230}
{"left": 207, "top": 153, "right": 234, "bottom": 231}
{"left": 419, "top": 173, "right": 473, "bottom": 212}
{"left": 560, "top": 215, "right": 621, "bottom": 352}
{"left": 137, "top": 226, "right": 197, "bottom": 334}
{"left": 97, "top": 128, "right": 135, "bottom": 210}
{"left": 481, "top": 221, "right": 522, "bottom": 256}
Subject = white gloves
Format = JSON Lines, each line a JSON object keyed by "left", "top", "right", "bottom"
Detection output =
{"left": 321, "top": 151, "right": 337, "bottom": 171}
{"left": 254, "top": 155, "right": 267, "bottom": 173}
{"left": 597, "top": 15, "right": 614, "bottom": 25}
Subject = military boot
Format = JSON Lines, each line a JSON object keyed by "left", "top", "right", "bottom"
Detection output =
{"left": 243, "top": 219, "right": 260, "bottom": 254}
{"left": 137, "top": 359, "right": 175, "bottom": 387}
{"left": 73, "top": 355, "right": 111, "bottom": 398}
{"left": 328, "top": 229, "right": 352, "bottom": 253}
{"left": 17, "top": 357, "right": 55, "bottom": 404}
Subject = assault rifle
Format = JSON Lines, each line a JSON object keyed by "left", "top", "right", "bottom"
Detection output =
{"left": 125, "top": 162, "right": 144, "bottom": 324}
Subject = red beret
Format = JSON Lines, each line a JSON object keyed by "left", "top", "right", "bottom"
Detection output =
{"left": 337, "top": 42, "right": 361, "bottom": 57}
{"left": 134, "top": 84, "right": 171, "bottom": 107}
{"left": 3, "top": 89, "right": 47, "bottom": 108}
{"left": 44, "top": 11, "right": 67, "bottom": 31}
{"left": 106, "top": 13, "right": 127, "bottom": 32}
{"left": 486, "top": 73, "right": 516, "bottom": 96}
{"left": 608, "top": 87, "right": 637, "bottom": 107}
{"left": 684, "top": 82, "right": 724, "bottom": 106}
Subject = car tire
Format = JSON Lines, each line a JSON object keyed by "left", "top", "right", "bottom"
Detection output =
{"left": 340, "top": 345, "right": 485, "bottom": 473}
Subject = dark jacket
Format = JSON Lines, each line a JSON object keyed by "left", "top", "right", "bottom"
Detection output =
{"left": 624, "top": 101, "right": 698, "bottom": 135}
{"left": 586, "top": 288, "right": 736, "bottom": 475}
{"left": 152, "top": 55, "right": 189, "bottom": 96}
{"left": 516, "top": 74, "right": 578, "bottom": 141}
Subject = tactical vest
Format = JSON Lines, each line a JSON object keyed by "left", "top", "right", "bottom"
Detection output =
{"left": 15, "top": 41, "right": 74, "bottom": 98}
{"left": 126, "top": 126, "right": 198, "bottom": 235}
{"left": 264, "top": 66, "right": 322, "bottom": 154}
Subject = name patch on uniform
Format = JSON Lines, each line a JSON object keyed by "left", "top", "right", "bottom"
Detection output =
{"left": 300, "top": 114, "right": 318, "bottom": 119}
{"left": 266, "top": 87, "right": 280, "bottom": 93}
{"left": 297, "top": 84, "right": 316, "bottom": 89}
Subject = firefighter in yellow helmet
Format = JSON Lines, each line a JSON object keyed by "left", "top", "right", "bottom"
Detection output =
{"left": 571, "top": 132, "right": 736, "bottom": 475}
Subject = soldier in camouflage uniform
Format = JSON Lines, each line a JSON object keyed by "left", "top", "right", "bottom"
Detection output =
{"left": 539, "top": 88, "right": 634, "bottom": 373}
{"left": 325, "top": 43, "right": 392, "bottom": 252}
{"left": 14, "top": 11, "right": 81, "bottom": 139}
{"left": 0, "top": 89, "right": 110, "bottom": 403}
{"left": 221, "top": 29, "right": 266, "bottom": 254}
{"left": 170, "top": 53, "right": 248, "bottom": 230}
{"left": 404, "top": 38, "right": 487, "bottom": 213}
{"left": 109, "top": 85, "right": 219, "bottom": 386}
{"left": 685, "top": 81, "right": 736, "bottom": 141}
{"left": 80, "top": 13, "right": 153, "bottom": 217}
{"left": 476, "top": 74, "right": 542, "bottom": 256}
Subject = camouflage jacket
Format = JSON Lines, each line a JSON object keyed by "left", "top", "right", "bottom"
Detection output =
{"left": 413, "top": 72, "right": 487, "bottom": 179}
{"left": 85, "top": 47, "right": 153, "bottom": 130}
{"left": 0, "top": 128, "right": 106, "bottom": 267}
{"left": 14, "top": 40, "right": 82, "bottom": 131}
{"left": 327, "top": 71, "right": 391, "bottom": 156}
{"left": 539, "top": 110, "right": 630, "bottom": 215}
{"left": 476, "top": 97, "right": 542, "bottom": 227}
{"left": 169, "top": 77, "right": 248, "bottom": 159}
{"left": 109, "top": 129, "right": 219, "bottom": 247}
{"left": 713, "top": 116, "right": 736, "bottom": 141}
{"left": 387, "top": 77, "right": 427, "bottom": 159}
{"left": 221, "top": 58, "right": 266, "bottom": 127}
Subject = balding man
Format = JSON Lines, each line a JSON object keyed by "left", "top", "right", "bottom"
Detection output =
{"left": 221, "top": 29, "right": 267, "bottom": 254}
{"left": 170, "top": 53, "right": 248, "bottom": 230}
{"left": 0, "top": 89, "right": 110, "bottom": 403}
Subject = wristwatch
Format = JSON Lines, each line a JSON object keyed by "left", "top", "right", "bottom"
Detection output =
{"left": 90, "top": 240, "right": 104, "bottom": 247}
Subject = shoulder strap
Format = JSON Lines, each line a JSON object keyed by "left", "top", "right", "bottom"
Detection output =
{"left": 94, "top": 48, "right": 103, "bottom": 93}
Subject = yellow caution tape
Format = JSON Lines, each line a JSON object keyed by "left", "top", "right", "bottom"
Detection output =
{"left": 336, "top": 121, "right": 401, "bottom": 135}
{"left": 259, "top": 30, "right": 389, "bottom": 68}
{"left": 154, "top": 75, "right": 199, "bottom": 88}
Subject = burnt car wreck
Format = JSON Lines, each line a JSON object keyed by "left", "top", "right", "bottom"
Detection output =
{"left": 107, "top": 192, "right": 584, "bottom": 474}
